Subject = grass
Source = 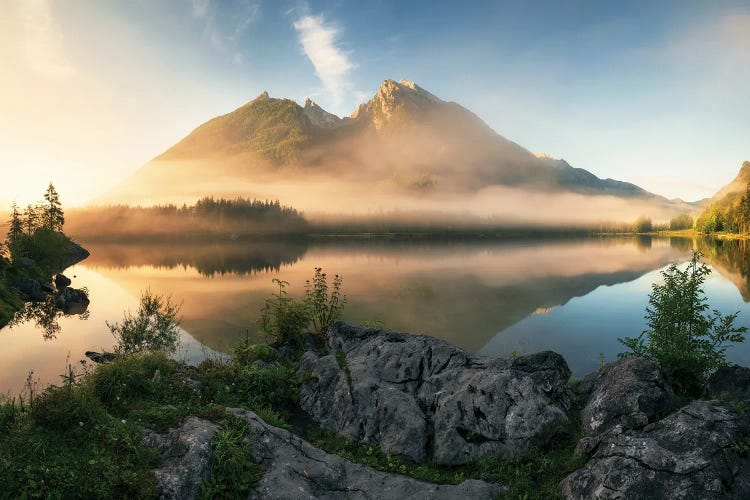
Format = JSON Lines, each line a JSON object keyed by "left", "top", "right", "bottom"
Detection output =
{"left": 306, "top": 426, "right": 585, "bottom": 500}
{"left": 0, "top": 332, "right": 587, "bottom": 498}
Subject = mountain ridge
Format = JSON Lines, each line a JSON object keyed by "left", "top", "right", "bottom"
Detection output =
{"left": 107, "top": 78, "right": 702, "bottom": 220}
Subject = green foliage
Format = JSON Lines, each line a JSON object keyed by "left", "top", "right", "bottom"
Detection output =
{"left": 42, "top": 183, "right": 65, "bottom": 232}
{"left": 198, "top": 417, "right": 263, "bottom": 499}
{"left": 107, "top": 290, "right": 182, "bottom": 355}
{"left": 307, "top": 427, "right": 583, "bottom": 499}
{"left": 8, "top": 228, "right": 72, "bottom": 269}
{"left": 90, "top": 352, "right": 175, "bottom": 408}
{"left": 197, "top": 358, "right": 298, "bottom": 412}
{"left": 619, "top": 251, "right": 747, "bottom": 395}
{"left": 669, "top": 214, "right": 694, "bottom": 231}
{"left": 30, "top": 382, "right": 105, "bottom": 431}
{"left": 696, "top": 181, "right": 750, "bottom": 234}
{"left": 304, "top": 267, "right": 346, "bottom": 337}
{"left": 232, "top": 337, "right": 281, "bottom": 367}
{"left": 258, "top": 278, "right": 310, "bottom": 352}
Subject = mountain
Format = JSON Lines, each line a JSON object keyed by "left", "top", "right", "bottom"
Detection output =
{"left": 108, "top": 78, "right": 697, "bottom": 220}
{"left": 709, "top": 161, "right": 750, "bottom": 203}
{"left": 695, "top": 161, "right": 750, "bottom": 232}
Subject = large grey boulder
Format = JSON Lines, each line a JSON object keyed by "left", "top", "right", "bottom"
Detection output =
{"left": 299, "top": 322, "right": 574, "bottom": 465}
{"left": 561, "top": 400, "right": 750, "bottom": 499}
{"left": 55, "top": 237, "right": 90, "bottom": 272}
{"left": 576, "top": 357, "right": 679, "bottom": 455}
{"left": 708, "top": 365, "right": 750, "bottom": 401}
{"left": 228, "top": 408, "right": 505, "bottom": 500}
{"left": 142, "top": 417, "right": 218, "bottom": 500}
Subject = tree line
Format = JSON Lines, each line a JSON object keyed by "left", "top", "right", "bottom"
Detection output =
{"left": 4, "top": 183, "right": 66, "bottom": 260}
{"left": 695, "top": 182, "right": 750, "bottom": 234}
{"left": 64, "top": 197, "right": 309, "bottom": 242}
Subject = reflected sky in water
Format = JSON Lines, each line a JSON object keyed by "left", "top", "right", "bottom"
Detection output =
{"left": 3, "top": 236, "right": 750, "bottom": 393}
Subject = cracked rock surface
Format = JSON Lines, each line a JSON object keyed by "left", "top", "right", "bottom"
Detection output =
{"left": 298, "top": 322, "right": 574, "bottom": 465}
{"left": 142, "top": 416, "right": 218, "bottom": 500}
{"left": 229, "top": 408, "right": 505, "bottom": 500}
{"left": 561, "top": 400, "right": 750, "bottom": 499}
{"left": 575, "top": 357, "right": 679, "bottom": 455}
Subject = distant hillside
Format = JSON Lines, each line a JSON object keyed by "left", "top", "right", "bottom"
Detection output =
{"left": 696, "top": 161, "right": 750, "bottom": 233}
{"left": 107, "top": 78, "right": 698, "bottom": 222}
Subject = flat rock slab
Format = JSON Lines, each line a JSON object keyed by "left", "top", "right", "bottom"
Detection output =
{"left": 228, "top": 408, "right": 505, "bottom": 500}
{"left": 299, "top": 322, "right": 574, "bottom": 465}
{"left": 561, "top": 400, "right": 750, "bottom": 499}
{"left": 143, "top": 416, "right": 218, "bottom": 500}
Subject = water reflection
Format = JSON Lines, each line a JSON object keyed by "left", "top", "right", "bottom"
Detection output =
{"left": 4, "top": 235, "right": 750, "bottom": 393}
{"left": 81, "top": 237, "right": 689, "bottom": 353}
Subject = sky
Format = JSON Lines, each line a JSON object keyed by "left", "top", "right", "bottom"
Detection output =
{"left": 0, "top": 0, "right": 748, "bottom": 206}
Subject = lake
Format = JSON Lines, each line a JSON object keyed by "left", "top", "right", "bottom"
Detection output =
{"left": 2, "top": 235, "right": 750, "bottom": 395}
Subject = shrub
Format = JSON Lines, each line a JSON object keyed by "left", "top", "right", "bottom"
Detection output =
{"left": 30, "top": 384, "right": 105, "bottom": 431}
{"left": 304, "top": 267, "right": 346, "bottom": 337}
{"left": 619, "top": 251, "right": 747, "bottom": 395}
{"left": 107, "top": 290, "right": 182, "bottom": 355}
{"left": 90, "top": 351, "right": 174, "bottom": 407}
{"left": 232, "top": 338, "right": 280, "bottom": 367}
{"left": 258, "top": 278, "right": 309, "bottom": 351}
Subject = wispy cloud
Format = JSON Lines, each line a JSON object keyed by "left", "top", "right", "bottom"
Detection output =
{"left": 18, "top": 0, "right": 75, "bottom": 78}
{"left": 191, "top": 0, "right": 260, "bottom": 62}
{"left": 293, "top": 14, "right": 355, "bottom": 103}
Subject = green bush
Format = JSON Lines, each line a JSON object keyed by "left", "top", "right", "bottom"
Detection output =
{"left": 304, "top": 267, "right": 346, "bottom": 338}
{"left": 619, "top": 251, "right": 747, "bottom": 395}
{"left": 232, "top": 339, "right": 280, "bottom": 367}
{"left": 258, "top": 278, "right": 310, "bottom": 352}
{"left": 107, "top": 290, "right": 182, "bottom": 355}
{"left": 29, "top": 384, "right": 106, "bottom": 431}
{"left": 199, "top": 417, "right": 263, "bottom": 499}
{"left": 90, "top": 351, "right": 174, "bottom": 407}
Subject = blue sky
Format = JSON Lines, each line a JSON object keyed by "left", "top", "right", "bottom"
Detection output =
{"left": 1, "top": 0, "right": 748, "bottom": 204}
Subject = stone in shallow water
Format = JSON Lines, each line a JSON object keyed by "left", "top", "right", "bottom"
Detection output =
{"left": 299, "top": 322, "right": 574, "bottom": 465}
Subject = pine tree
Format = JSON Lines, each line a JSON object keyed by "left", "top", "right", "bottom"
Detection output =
{"left": 42, "top": 182, "right": 64, "bottom": 231}
{"left": 6, "top": 201, "right": 23, "bottom": 246}
{"left": 24, "top": 204, "right": 40, "bottom": 235}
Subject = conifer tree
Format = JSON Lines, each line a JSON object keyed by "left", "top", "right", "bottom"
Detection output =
{"left": 6, "top": 201, "right": 23, "bottom": 247}
{"left": 42, "top": 182, "right": 64, "bottom": 231}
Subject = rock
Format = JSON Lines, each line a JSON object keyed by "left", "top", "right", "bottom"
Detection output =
{"left": 55, "top": 237, "right": 90, "bottom": 272}
{"left": 576, "top": 357, "right": 679, "bottom": 455}
{"left": 18, "top": 277, "right": 47, "bottom": 302}
{"left": 142, "top": 417, "right": 218, "bottom": 500}
{"left": 299, "top": 322, "right": 574, "bottom": 465}
{"left": 708, "top": 365, "right": 750, "bottom": 401}
{"left": 54, "top": 286, "right": 90, "bottom": 314}
{"left": 561, "top": 400, "right": 750, "bottom": 499}
{"left": 85, "top": 351, "right": 117, "bottom": 364}
{"left": 228, "top": 408, "right": 505, "bottom": 500}
{"left": 54, "top": 274, "right": 71, "bottom": 289}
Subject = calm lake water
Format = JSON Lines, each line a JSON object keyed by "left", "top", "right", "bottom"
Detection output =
{"left": 2, "top": 236, "right": 750, "bottom": 394}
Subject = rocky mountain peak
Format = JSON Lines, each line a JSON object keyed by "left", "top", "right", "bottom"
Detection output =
{"left": 302, "top": 97, "right": 345, "bottom": 129}
{"left": 353, "top": 78, "right": 443, "bottom": 131}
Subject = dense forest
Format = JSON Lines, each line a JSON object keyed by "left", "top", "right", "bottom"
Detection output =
{"left": 65, "top": 197, "right": 309, "bottom": 242}
{"left": 696, "top": 182, "right": 750, "bottom": 234}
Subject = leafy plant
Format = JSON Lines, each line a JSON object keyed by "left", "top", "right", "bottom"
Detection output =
{"left": 258, "top": 278, "right": 309, "bottom": 352}
{"left": 619, "top": 251, "right": 747, "bottom": 395}
{"left": 107, "top": 290, "right": 182, "bottom": 355}
{"left": 304, "top": 267, "right": 346, "bottom": 338}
